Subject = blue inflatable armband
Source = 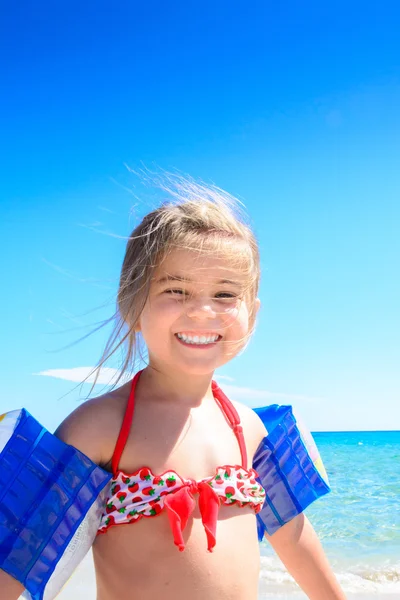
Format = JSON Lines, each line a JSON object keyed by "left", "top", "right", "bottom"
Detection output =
{"left": 0, "top": 409, "right": 112, "bottom": 600}
{"left": 252, "top": 405, "right": 330, "bottom": 539}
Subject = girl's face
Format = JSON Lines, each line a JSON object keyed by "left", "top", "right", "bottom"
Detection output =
{"left": 137, "top": 249, "right": 259, "bottom": 376}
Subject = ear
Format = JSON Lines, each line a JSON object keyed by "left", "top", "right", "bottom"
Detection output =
{"left": 249, "top": 297, "right": 261, "bottom": 329}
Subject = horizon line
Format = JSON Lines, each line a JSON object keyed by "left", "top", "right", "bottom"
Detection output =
{"left": 312, "top": 429, "right": 400, "bottom": 434}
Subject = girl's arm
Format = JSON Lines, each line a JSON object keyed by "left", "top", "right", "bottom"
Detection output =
{"left": 266, "top": 514, "right": 346, "bottom": 600}
{"left": 0, "top": 568, "right": 25, "bottom": 600}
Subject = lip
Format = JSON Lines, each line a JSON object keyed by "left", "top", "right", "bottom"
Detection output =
{"left": 175, "top": 331, "right": 222, "bottom": 337}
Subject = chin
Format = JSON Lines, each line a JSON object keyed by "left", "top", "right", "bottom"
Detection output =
{"left": 174, "top": 358, "right": 231, "bottom": 377}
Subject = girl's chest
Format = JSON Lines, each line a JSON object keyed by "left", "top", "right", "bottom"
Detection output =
{"left": 115, "top": 399, "right": 244, "bottom": 479}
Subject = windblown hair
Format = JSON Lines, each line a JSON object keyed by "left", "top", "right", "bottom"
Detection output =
{"left": 90, "top": 174, "right": 261, "bottom": 391}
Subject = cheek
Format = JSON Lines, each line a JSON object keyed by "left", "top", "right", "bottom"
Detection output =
{"left": 221, "top": 303, "right": 249, "bottom": 331}
{"left": 158, "top": 298, "right": 185, "bottom": 319}
{"left": 142, "top": 298, "right": 183, "bottom": 330}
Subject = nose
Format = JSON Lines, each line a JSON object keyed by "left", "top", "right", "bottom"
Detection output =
{"left": 185, "top": 295, "right": 217, "bottom": 319}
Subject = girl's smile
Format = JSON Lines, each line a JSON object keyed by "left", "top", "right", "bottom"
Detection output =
{"left": 175, "top": 331, "right": 222, "bottom": 348}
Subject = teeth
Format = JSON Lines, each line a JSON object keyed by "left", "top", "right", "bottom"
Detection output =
{"left": 177, "top": 333, "right": 219, "bottom": 344}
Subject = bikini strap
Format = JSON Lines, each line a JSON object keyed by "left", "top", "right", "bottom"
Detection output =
{"left": 211, "top": 381, "right": 248, "bottom": 470}
{"left": 111, "top": 370, "right": 142, "bottom": 476}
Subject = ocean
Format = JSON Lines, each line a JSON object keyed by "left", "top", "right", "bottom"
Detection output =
{"left": 58, "top": 430, "right": 400, "bottom": 599}
{"left": 259, "top": 430, "right": 400, "bottom": 598}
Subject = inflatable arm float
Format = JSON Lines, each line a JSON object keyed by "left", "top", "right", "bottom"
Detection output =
{"left": 252, "top": 405, "right": 330, "bottom": 539}
{"left": 0, "top": 410, "right": 111, "bottom": 600}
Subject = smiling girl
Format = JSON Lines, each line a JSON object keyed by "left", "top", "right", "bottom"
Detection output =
{"left": 0, "top": 177, "right": 345, "bottom": 600}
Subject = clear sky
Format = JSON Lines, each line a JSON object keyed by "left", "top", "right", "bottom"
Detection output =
{"left": 1, "top": 1, "right": 399, "bottom": 432}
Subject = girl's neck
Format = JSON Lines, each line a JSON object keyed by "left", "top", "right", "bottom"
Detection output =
{"left": 137, "top": 365, "right": 215, "bottom": 407}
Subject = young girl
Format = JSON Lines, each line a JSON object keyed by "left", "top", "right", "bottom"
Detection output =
{"left": 1, "top": 179, "right": 345, "bottom": 600}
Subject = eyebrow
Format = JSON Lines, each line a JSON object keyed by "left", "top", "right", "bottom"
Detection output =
{"left": 156, "top": 274, "right": 241, "bottom": 286}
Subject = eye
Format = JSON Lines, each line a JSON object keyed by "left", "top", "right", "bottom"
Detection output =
{"left": 165, "top": 288, "right": 187, "bottom": 295}
{"left": 215, "top": 292, "right": 238, "bottom": 299}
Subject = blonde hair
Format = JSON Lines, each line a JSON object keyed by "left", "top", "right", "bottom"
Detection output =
{"left": 90, "top": 174, "right": 260, "bottom": 391}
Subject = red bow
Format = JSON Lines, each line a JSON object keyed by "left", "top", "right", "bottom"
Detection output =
{"left": 163, "top": 481, "right": 220, "bottom": 552}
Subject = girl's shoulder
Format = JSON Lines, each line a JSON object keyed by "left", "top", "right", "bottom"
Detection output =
{"left": 54, "top": 381, "right": 131, "bottom": 470}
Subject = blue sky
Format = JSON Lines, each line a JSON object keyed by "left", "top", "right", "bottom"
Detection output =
{"left": 1, "top": 1, "right": 399, "bottom": 432}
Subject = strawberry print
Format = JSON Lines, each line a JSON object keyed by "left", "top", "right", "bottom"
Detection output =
{"left": 139, "top": 468, "right": 152, "bottom": 481}
{"left": 98, "top": 465, "right": 265, "bottom": 535}
{"left": 149, "top": 504, "right": 162, "bottom": 516}
{"left": 117, "top": 491, "right": 127, "bottom": 503}
{"left": 104, "top": 515, "right": 115, "bottom": 527}
{"left": 106, "top": 502, "right": 115, "bottom": 514}
{"left": 225, "top": 486, "right": 235, "bottom": 499}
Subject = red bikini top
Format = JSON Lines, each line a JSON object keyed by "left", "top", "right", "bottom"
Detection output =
{"left": 98, "top": 370, "right": 266, "bottom": 552}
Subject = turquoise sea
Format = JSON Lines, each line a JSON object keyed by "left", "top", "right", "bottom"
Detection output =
{"left": 259, "top": 431, "right": 400, "bottom": 598}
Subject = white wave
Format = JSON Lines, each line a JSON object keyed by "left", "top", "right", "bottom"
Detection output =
{"left": 259, "top": 555, "right": 400, "bottom": 595}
